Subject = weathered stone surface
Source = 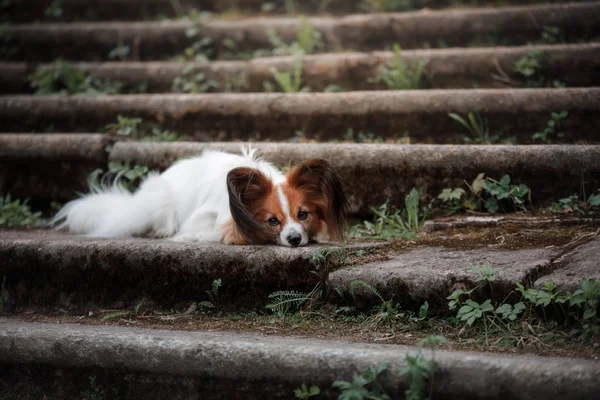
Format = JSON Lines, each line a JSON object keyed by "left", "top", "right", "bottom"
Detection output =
{"left": 1, "top": 319, "right": 599, "bottom": 400}
{"left": 3, "top": 43, "right": 598, "bottom": 93}
{"left": 0, "top": 134, "right": 113, "bottom": 202}
{"left": 2, "top": 138, "right": 599, "bottom": 214}
{"left": 535, "top": 236, "right": 600, "bottom": 291}
{"left": 329, "top": 246, "right": 560, "bottom": 310}
{"left": 109, "top": 142, "right": 600, "bottom": 214}
{"left": 6, "top": 2, "right": 599, "bottom": 61}
{"left": 422, "top": 215, "right": 600, "bottom": 232}
{"left": 7, "top": 0, "right": 555, "bottom": 21}
{"left": 0, "top": 230, "right": 368, "bottom": 312}
{"left": 1, "top": 88, "right": 599, "bottom": 143}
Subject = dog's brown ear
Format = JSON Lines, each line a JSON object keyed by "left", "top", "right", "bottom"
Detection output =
{"left": 287, "top": 159, "right": 349, "bottom": 241}
{"left": 226, "top": 167, "right": 273, "bottom": 244}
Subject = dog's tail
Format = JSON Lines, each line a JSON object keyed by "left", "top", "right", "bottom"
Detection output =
{"left": 52, "top": 173, "right": 176, "bottom": 238}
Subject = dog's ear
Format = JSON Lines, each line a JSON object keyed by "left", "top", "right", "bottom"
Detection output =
{"left": 287, "top": 159, "right": 349, "bottom": 241}
{"left": 226, "top": 167, "right": 273, "bottom": 244}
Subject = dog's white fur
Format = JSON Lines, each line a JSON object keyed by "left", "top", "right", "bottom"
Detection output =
{"left": 53, "top": 148, "right": 286, "bottom": 243}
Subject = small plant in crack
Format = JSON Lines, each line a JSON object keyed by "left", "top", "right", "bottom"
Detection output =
{"left": 400, "top": 335, "right": 447, "bottom": 400}
{"left": 294, "top": 383, "right": 320, "bottom": 399}
{"left": 255, "top": 17, "right": 323, "bottom": 57}
{"left": 44, "top": 0, "right": 63, "bottom": 19}
{"left": 198, "top": 278, "right": 223, "bottom": 313}
{"left": 532, "top": 111, "right": 568, "bottom": 143}
{"left": 551, "top": 190, "right": 600, "bottom": 215}
{"left": 0, "top": 194, "right": 43, "bottom": 228}
{"left": 363, "top": 0, "right": 415, "bottom": 12}
{"left": 370, "top": 44, "right": 428, "bottom": 90}
{"left": 104, "top": 115, "right": 143, "bottom": 137}
{"left": 350, "top": 189, "right": 431, "bottom": 241}
{"left": 266, "top": 282, "right": 322, "bottom": 318}
{"left": 29, "top": 60, "right": 123, "bottom": 95}
{"left": 265, "top": 51, "right": 309, "bottom": 93}
{"left": 172, "top": 65, "right": 219, "bottom": 93}
{"left": 333, "top": 361, "right": 391, "bottom": 400}
{"left": 108, "top": 44, "right": 131, "bottom": 61}
{"left": 448, "top": 112, "right": 501, "bottom": 144}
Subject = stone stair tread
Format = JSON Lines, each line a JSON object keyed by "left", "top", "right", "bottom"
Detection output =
{"left": 1, "top": 88, "right": 598, "bottom": 143}
{"left": 3, "top": 43, "right": 598, "bottom": 93}
{"left": 0, "top": 229, "right": 373, "bottom": 312}
{"left": 8, "top": 0, "right": 565, "bottom": 21}
{"left": 535, "top": 236, "right": 600, "bottom": 291}
{"left": 0, "top": 318, "right": 598, "bottom": 400}
{"left": 6, "top": 2, "right": 599, "bottom": 61}
{"left": 2, "top": 137, "right": 600, "bottom": 211}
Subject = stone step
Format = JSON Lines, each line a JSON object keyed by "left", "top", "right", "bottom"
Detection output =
{"left": 332, "top": 234, "right": 600, "bottom": 309}
{"left": 0, "top": 229, "right": 374, "bottom": 313}
{"left": 2, "top": 227, "right": 598, "bottom": 314}
{"left": 1, "top": 319, "right": 598, "bottom": 400}
{"left": 1, "top": 88, "right": 598, "bottom": 143}
{"left": 5, "top": 2, "right": 599, "bottom": 61}
{"left": 2, "top": 136, "right": 599, "bottom": 213}
{"left": 7, "top": 0, "right": 562, "bottom": 21}
{"left": 3, "top": 43, "right": 598, "bottom": 94}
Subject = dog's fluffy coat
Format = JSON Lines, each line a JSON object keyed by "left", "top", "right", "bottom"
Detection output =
{"left": 53, "top": 148, "right": 348, "bottom": 246}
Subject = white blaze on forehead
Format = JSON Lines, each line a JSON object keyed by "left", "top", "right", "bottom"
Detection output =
{"left": 276, "top": 184, "right": 291, "bottom": 218}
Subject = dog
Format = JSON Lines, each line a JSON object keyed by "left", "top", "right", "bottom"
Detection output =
{"left": 53, "top": 148, "right": 348, "bottom": 247}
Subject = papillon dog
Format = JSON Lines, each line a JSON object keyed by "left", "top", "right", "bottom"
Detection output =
{"left": 53, "top": 148, "right": 349, "bottom": 247}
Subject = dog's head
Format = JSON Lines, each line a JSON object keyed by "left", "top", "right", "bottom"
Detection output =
{"left": 226, "top": 159, "right": 349, "bottom": 246}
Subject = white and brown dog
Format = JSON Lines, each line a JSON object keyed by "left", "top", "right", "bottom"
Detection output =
{"left": 53, "top": 148, "right": 348, "bottom": 247}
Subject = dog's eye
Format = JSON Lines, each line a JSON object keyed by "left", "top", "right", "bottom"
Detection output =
{"left": 297, "top": 211, "right": 309, "bottom": 221}
{"left": 267, "top": 217, "right": 280, "bottom": 226}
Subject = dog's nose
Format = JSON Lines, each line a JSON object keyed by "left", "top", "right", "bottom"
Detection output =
{"left": 286, "top": 233, "right": 302, "bottom": 247}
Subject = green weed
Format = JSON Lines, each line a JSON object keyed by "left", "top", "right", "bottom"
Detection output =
{"left": 108, "top": 44, "right": 130, "bottom": 61}
{"left": 333, "top": 362, "right": 390, "bottom": 400}
{"left": 363, "top": 0, "right": 414, "bottom": 11}
{"left": 147, "top": 127, "right": 180, "bottom": 142}
{"left": 266, "top": 283, "right": 322, "bottom": 318}
{"left": 436, "top": 188, "right": 466, "bottom": 216}
{"left": 172, "top": 65, "right": 219, "bottom": 93}
{"left": 100, "top": 310, "right": 133, "bottom": 322}
{"left": 88, "top": 161, "right": 149, "bottom": 193}
{"left": 324, "top": 84, "right": 344, "bottom": 92}
{"left": 400, "top": 335, "right": 447, "bottom": 400}
{"left": 439, "top": 174, "right": 529, "bottom": 214}
{"left": 80, "top": 376, "right": 119, "bottom": 400}
{"left": 0, "top": 194, "right": 43, "bottom": 228}
{"left": 438, "top": 173, "right": 530, "bottom": 215}
{"left": 532, "top": 111, "right": 568, "bottom": 143}
{"left": 266, "top": 51, "right": 308, "bottom": 93}
{"left": 44, "top": 0, "right": 63, "bottom": 19}
{"left": 551, "top": 191, "right": 600, "bottom": 215}
{"left": 370, "top": 44, "right": 427, "bottom": 90}
{"left": 104, "top": 115, "right": 142, "bottom": 137}
{"left": 351, "top": 189, "right": 430, "bottom": 241}
{"left": 343, "top": 128, "right": 384, "bottom": 143}
{"left": 539, "top": 25, "right": 564, "bottom": 45}
{"left": 448, "top": 112, "right": 500, "bottom": 144}
{"left": 29, "top": 60, "right": 122, "bottom": 95}
{"left": 173, "top": 27, "right": 214, "bottom": 62}
{"left": 294, "top": 383, "right": 320, "bottom": 399}
{"left": 514, "top": 50, "right": 545, "bottom": 87}
{"left": 256, "top": 17, "right": 323, "bottom": 57}
{"left": 350, "top": 280, "right": 402, "bottom": 325}
{"left": 448, "top": 264, "right": 600, "bottom": 343}
{"left": 198, "top": 278, "right": 223, "bottom": 312}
